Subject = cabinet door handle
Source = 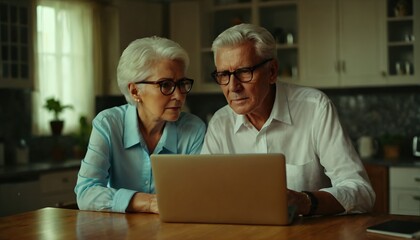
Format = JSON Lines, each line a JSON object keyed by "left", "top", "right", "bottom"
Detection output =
{"left": 415, "top": 177, "right": 420, "bottom": 182}
{"left": 341, "top": 61, "right": 346, "bottom": 73}
{"left": 381, "top": 71, "right": 387, "bottom": 77}
{"left": 414, "top": 196, "right": 420, "bottom": 202}
{"left": 335, "top": 61, "right": 340, "bottom": 73}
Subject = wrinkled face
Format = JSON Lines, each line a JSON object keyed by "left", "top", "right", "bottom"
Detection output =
{"left": 214, "top": 41, "right": 277, "bottom": 116}
{"left": 129, "top": 59, "right": 187, "bottom": 123}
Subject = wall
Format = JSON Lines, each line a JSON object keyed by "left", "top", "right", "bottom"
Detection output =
{"left": 97, "top": 0, "right": 165, "bottom": 96}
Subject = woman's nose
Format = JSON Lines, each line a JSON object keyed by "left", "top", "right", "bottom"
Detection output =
{"left": 171, "top": 86, "right": 184, "bottom": 99}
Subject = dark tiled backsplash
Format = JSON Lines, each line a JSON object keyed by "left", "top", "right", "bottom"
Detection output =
{"left": 187, "top": 87, "right": 420, "bottom": 138}
{"left": 0, "top": 85, "right": 419, "bottom": 163}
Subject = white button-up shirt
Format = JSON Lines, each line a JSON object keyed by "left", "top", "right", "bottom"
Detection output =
{"left": 201, "top": 81, "right": 375, "bottom": 213}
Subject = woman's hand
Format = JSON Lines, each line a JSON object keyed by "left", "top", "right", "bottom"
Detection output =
{"left": 127, "top": 192, "right": 159, "bottom": 214}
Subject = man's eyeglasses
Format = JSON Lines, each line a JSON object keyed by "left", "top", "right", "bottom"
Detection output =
{"left": 211, "top": 58, "right": 273, "bottom": 85}
{"left": 135, "top": 78, "right": 194, "bottom": 96}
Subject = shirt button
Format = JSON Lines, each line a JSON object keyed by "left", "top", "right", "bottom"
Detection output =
{"left": 145, "top": 181, "right": 149, "bottom": 185}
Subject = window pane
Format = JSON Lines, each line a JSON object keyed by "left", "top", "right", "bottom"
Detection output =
{"left": 0, "top": 3, "right": 8, "bottom": 22}
{"left": 11, "top": 45, "right": 17, "bottom": 60}
{"left": 11, "top": 63, "right": 18, "bottom": 78}
{"left": 20, "top": 26, "right": 27, "bottom": 44}
{"left": 20, "top": 45, "right": 27, "bottom": 61}
{"left": 0, "top": 24, "right": 8, "bottom": 42}
{"left": 19, "top": 7, "right": 27, "bottom": 24}
{"left": 21, "top": 63, "right": 28, "bottom": 78}
{"left": 11, "top": 25, "right": 17, "bottom": 42}
{"left": 10, "top": 5, "right": 17, "bottom": 24}
{"left": 1, "top": 45, "right": 8, "bottom": 60}
{"left": 2, "top": 63, "right": 9, "bottom": 78}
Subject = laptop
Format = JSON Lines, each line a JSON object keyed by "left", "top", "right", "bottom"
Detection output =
{"left": 150, "top": 153, "right": 295, "bottom": 225}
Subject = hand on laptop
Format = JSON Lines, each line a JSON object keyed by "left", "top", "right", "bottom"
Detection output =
{"left": 287, "top": 189, "right": 346, "bottom": 216}
{"left": 287, "top": 189, "right": 311, "bottom": 216}
{"left": 127, "top": 193, "right": 159, "bottom": 214}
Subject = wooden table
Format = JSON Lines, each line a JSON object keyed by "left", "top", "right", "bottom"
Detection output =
{"left": 0, "top": 207, "right": 419, "bottom": 239}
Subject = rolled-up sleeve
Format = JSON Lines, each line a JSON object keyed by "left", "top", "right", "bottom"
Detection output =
{"left": 314, "top": 100, "right": 375, "bottom": 213}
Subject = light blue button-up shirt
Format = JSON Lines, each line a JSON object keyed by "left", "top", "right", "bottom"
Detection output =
{"left": 75, "top": 104, "right": 206, "bottom": 212}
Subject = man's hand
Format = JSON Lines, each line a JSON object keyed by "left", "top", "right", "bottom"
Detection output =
{"left": 287, "top": 189, "right": 311, "bottom": 215}
{"left": 287, "top": 189, "right": 346, "bottom": 216}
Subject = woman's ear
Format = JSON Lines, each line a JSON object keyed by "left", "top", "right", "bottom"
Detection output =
{"left": 128, "top": 82, "right": 141, "bottom": 102}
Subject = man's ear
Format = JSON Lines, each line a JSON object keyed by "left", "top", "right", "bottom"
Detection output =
{"left": 269, "top": 60, "right": 279, "bottom": 84}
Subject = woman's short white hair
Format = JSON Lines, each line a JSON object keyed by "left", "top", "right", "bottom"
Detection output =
{"left": 211, "top": 23, "right": 277, "bottom": 61}
{"left": 117, "top": 36, "right": 189, "bottom": 105}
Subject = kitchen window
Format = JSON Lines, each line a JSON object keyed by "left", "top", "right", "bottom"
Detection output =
{"left": 32, "top": 0, "right": 97, "bottom": 135}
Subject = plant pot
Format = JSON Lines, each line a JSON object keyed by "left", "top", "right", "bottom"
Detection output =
{"left": 383, "top": 144, "right": 400, "bottom": 159}
{"left": 73, "top": 145, "right": 86, "bottom": 159}
{"left": 50, "top": 120, "right": 64, "bottom": 136}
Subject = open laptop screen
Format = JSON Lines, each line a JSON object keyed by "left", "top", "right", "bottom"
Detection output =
{"left": 151, "top": 153, "right": 293, "bottom": 225}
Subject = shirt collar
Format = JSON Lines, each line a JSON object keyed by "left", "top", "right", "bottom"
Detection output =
{"left": 272, "top": 82, "right": 292, "bottom": 125}
{"left": 233, "top": 82, "right": 292, "bottom": 132}
{"left": 123, "top": 104, "right": 178, "bottom": 153}
{"left": 159, "top": 121, "right": 178, "bottom": 153}
{"left": 124, "top": 104, "right": 141, "bottom": 148}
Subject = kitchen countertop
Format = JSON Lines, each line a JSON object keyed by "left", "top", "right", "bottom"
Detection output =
{"left": 0, "top": 159, "right": 81, "bottom": 183}
{"left": 1, "top": 157, "right": 419, "bottom": 183}
{"left": 362, "top": 157, "right": 420, "bottom": 167}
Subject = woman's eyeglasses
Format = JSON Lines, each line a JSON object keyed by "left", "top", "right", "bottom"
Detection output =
{"left": 135, "top": 78, "right": 194, "bottom": 96}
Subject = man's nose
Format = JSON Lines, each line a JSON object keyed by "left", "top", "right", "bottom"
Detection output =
{"left": 227, "top": 74, "right": 242, "bottom": 92}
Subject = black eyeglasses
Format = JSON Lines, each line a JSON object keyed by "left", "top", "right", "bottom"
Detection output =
{"left": 211, "top": 58, "right": 273, "bottom": 85}
{"left": 135, "top": 78, "right": 194, "bottom": 96}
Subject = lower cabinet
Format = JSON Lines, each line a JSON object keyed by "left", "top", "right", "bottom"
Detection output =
{"left": 0, "top": 180, "right": 42, "bottom": 217}
{"left": 0, "top": 169, "right": 78, "bottom": 217}
{"left": 364, "top": 163, "right": 389, "bottom": 214}
{"left": 39, "top": 169, "right": 78, "bottom": 207}
{"left": 364, "top": 163, "right": 420, "bottom": 216}
{"left": 389, "top": 167, "right": 420, "bottom": 216}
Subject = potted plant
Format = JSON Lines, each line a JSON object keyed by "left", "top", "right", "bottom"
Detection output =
{"left": 379, "top": 134, "right": 404, "bottom": 159}
{"left": 72, "top": 115, "right": 91, "bottom": 158}
{"left": 43, "top": 97, "right": 73, "bottom": 136}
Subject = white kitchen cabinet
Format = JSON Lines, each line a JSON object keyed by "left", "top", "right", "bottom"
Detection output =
{"left": 299, "top": 0, "right": 387, "bottom": 88}
{"left": 39, "top": 169, "right": 78, "bottom": 208}
{"left": 169, "top": 0, "right": 208, "bottom": 92}
{"left": 170, "top": 0, "right": 299, "bottom": 93}
{"left": 386, "top": 0, "right": 420, "bottom": 85}
{"left": 0, "top": 180, "right": 41, "bottom": 217}
{"left": 0, "top": 168, "right": 78, "bottom": 217}
{"left": 389, "top": 167, "right": 420, "bottom": 216}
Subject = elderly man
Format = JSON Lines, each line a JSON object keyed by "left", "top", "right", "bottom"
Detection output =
{"left": 201, "top": 23, "right": 375, "bottom": 216}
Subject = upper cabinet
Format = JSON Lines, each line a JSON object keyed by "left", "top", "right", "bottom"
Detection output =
{"left": 0, "top": 0, "right": 33, "bottom": 89}
{"left": 171, "top": 0, "right": 299, "bottom": 93}
{"left": 258, "top": 1, "right": 299, "bottom": 83}
{"left": 299, "top": 0, "right": 387, "bottom": 88}
{"left": 386, "top": 0, "right": 419, "bottom": 85}
{"left": 171, "top": 0, "right": 419, "bottom": 92}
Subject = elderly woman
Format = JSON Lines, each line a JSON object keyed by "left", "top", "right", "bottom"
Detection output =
{"left": 75, "top": 37, "right": 206, "bottom": 214}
